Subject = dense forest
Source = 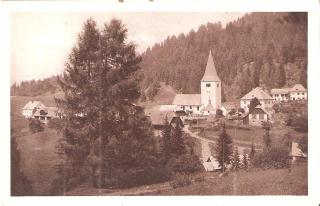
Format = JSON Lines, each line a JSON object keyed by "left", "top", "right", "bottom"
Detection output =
{"left": 11, "top": 76, "right": 59, "bottom": 96}
{"left": 11, "top": 13, "right": 307, "bottom": 101}
{"left": 139, "top": 12, "right": 307, "bottom": 101}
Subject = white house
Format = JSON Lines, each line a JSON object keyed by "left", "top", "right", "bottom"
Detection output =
{"left": 270, "top": 88, "right": 290, "bottom": 102}
{"left": 22, "top": 100, "right": 45, "bottom": 118}
{"left": 289, "top": 84, "right": 307, "bottom": 101}
{"left": 172, "top": 50, "right": 221, "bottom": 115}
{"left": 291, "top": 142, "right": 307, "bottom": 162}
{"left": 240, "top": 87, "right": 274, "bottom": 113}
{"left": 271, "top": 84, "right": 307, "bottom": 102}
{"left": 33, "top": 106, "right": 62, "bottom": 124}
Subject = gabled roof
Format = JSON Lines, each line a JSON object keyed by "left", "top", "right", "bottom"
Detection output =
{"left": 23, "top": 101, "right": 44, "bottom": 110}
{"left": 240, "top": 87, "right": 273, "bottom": 100}
{"left": 148, "top": 111, "right": 176, "bottom": 126}
{"left": 291, "top": 142, "right": 307, "bottom": 157}
{"left": 270, "top": 88, "right": 290, "bottom": 95}
{"left": 250, "top": 105, "right": 267, "bottom": 115}
{"left": 201, "top": 50, "right": 221, "bottom": 82}
{"left": 172, "top": 94, "right": 201, "bottom": 106}
{"left": 33, "top": 107, "right": 59, "bottom": 117}
{"left": 290, "top": 84, "right": 307, "bottom": 92}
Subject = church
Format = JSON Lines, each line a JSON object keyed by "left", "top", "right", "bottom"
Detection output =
{"left": 172, "top": 51, "right": 221, "bottom": 115}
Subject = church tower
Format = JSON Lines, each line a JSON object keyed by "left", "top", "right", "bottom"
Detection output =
{"left": 200, "top": 50, "right": 221, "bottom": 111}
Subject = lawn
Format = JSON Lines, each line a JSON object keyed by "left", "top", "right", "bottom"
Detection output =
{"left": 154, "top": 162, "right": 307, "bottom": 195}
{"left": 16, "top": 128, "right": 62, "bottom": 195}
{"left": 11, "top": 94, "right": 62, "bottom": 195}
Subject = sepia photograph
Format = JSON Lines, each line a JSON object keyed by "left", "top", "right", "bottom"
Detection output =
{"left": 9, "top": 10, "right": 309, "bottom": 197}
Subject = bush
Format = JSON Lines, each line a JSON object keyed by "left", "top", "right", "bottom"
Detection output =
{"left": 167, "top": 153, "right": 203, "bottom": 175}
{"left": 251, "top": 146, "right": 290, "bottom": 169}
{"left": 29, "top": 119, "right": 44, "bottom": 133}
{"left": 48, "top": 118, "right": 64, "bottom": 130}
{"left": 216, "top": 109, "right": 223, "bottom": 117}
{"left": 170, "top": 173, "right": 192, "bottom": 189}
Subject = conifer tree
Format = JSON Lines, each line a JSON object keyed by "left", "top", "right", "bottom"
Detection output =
{"left": 214, "top": 123, "right": 233, "bottom": 172}
{"left": 262, "top": 121, "right": 272, "bottom": 149}
{"left": 231, "top": 147, "right": 241, "bottom": 171}
{"left": 170, "top": 123, "right": 186, "bottom": 157}
{"left": 161, "top": 116, "right": 171, "bottom": 158}
{"left": 242, "top": 153, "right": 249, "bottom": 170}
{"left": 55, "top": 18, "right": 159, "bottom": 189}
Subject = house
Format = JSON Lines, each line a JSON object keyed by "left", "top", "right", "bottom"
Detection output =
{"left": 22, "top": 100, "right": 45, "bottom": 118}
{"left": 270, "top": 88, "right": 290, "bottom": 102}
{"left": 202, "top": 156, "right": 220, "bottom": 171}
{"left": 242, "top": 105, "right": 269, "bottom": 127}
{"left": 290, "top": 142, "right": 307, "bottom": 162}
{"left": 148, "top": 111, "right": 184, "bottom": 137}
{"left": 221, "top": 101, "right": 238, "bottom": 117}
{"left": 289, "top": 84, "right": 307, "bottom": 101}
{"left": 33, "top": 107, "right": 62, "bottom": 124}
{"left": 271, "top": 84, "right": 307, "bottom": 102}
{"left": 172, "top": 50, "right": 221, "bottom": 115}
{"left": 240, "top": 87, "right": 275, "bottom": 113}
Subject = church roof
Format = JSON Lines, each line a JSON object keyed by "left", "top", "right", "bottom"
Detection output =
{"left": 172, "top": 94, "right": 201, "bottom": 106}
{"left": 201, "top": 50, "right": 221, "bottom": 82}
{"left": 240, "top": 87, "right": 273, "bottom": 100}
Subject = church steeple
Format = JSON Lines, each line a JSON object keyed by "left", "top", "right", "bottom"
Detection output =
{"left": 201, "top": 50, "right": 220, "bottom": 82}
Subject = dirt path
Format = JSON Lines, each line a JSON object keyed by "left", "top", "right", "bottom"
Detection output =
{"left": 183, "top": 125, "right": 256, "bottom": 160}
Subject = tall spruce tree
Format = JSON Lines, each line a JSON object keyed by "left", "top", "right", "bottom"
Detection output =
{"left": 55, "top": 18, "right": 159, "bottom": 189}
{"left": 170, "top": 123, "right": 186, "bottom": 157}
{"left": 214, "top": 123, "right": 233, "bottom": 172}
{"left": 231, "top": 147, "right": 241, "bottom": 171}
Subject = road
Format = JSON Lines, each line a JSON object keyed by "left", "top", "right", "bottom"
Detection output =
{"left": 183, "top": 124, "right": 257, "bottom": 161}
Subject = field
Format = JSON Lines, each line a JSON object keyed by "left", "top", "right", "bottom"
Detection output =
{"left": 11, "top": 93, "right": 62, "bottom": 195}
{"left": 66, "top": 162, "right": 307, "bottom": 195}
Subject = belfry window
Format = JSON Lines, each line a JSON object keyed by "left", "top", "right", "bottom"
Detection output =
{"left": 206, "top": 83, "right": 211, "bottom": 87}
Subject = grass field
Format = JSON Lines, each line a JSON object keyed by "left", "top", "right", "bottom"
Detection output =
{"left": 66, "top": 162, "right": 307, "bottom": 196}
{"left": 11, "top": 94, "right": 62, "bottom": 195}
{"left": 154, "top": 163, "right": 307, "bottom": 195}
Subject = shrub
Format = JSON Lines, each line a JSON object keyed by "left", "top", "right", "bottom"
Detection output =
{"left": 29, "top": 118, "right": 44, "bottom": 133}
{"left": 48, "top": 118, "right": 64, "bottom": 130}
{"left": 237, "top": 108, "right": 245, "bottom": 114}
{"left": 251, "top": 146, "right": 290, "bottom": 169}
{"left": 170, "top": 173, "right": 192, "bottom": 189}
{"left": 167, "top": 153, "right": 203, "bottom": 175}
{"left": 216, "top": 109, "right": 223, "bottom": 117}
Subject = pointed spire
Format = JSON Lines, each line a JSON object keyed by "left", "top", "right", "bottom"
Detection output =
{"left": 201, "top": 50, "right": 220, "bottom": 82}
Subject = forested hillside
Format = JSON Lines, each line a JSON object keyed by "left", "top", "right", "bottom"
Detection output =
{"left": 139, "top": 12, "right": 307, "bottom": 101}
{"left": 11, "top": 76, "right": 59, "bottom": 96}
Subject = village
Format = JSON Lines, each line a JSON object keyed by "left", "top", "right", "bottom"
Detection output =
{"left": 21, "top": 51, "right": 308, "bottom": 172}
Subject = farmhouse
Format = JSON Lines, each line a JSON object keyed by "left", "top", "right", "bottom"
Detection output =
{"left": 33, "top": 107, "right": 62, "bottom": 124}
{"left": 22, "top": 100, "right": 45, "bottom": 118}
{"left": 271, "top": 84, "right": 307, "bottom": 102}
{"left": 172, "top": 51, "right": 221, "bottom": 115}
{"left": 147, "top": 111, "right": 184, "bottom": 137}
{"left": 242, "top": 105, "right": 269, "bottom": 127}
{"left": 240, "top": 87, "right": 274, "bottom": 113}
{"left": 291, "top": 142, "right": 307, "bottom": 162}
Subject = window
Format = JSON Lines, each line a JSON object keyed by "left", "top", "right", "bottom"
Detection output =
{"left": 244, "top": 101, "right": 246, "bottom": 104}
{"left": 197, "top": 106, "right": 199, "bottom": 111}
{"left": 182, "top": 106, "right": 185, "bottom": 110}
{"left": 259, "top": 114, "right": 264, "bottom": 120}
{"left": 217, "top": 83, "right": 219, "bottom": 88}
{"left": 190, "top": 106, "right": 192, "bottom": 109}
{"left": 252, "top": 114, "right": 256, "bottom": 119}
{"left": 297, "top": 93, "right": 300, "bottom": 95}
{"left": 206, "top": 83, "right": 211, "bottom": 87}
{"left": 302, "top": 93, "right": 304, "bottom": 95}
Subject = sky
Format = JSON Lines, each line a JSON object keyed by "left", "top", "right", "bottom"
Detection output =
{"left": 11, "top": 12, "right": 245, "bottom": 84}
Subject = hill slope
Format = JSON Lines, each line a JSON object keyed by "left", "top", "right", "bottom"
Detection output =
{"left": 139, "top": 12, "right": 307, "bottom": 101}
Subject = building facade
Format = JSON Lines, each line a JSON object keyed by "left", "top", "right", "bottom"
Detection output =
{"left": 172, "top": 51, "right": 221, "bottom": 115}
{"left": 271, "top": 84, "right": 307, "bottom": 102}
{"left": 240, "top": 87, "right": 275, "bottom": 113}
